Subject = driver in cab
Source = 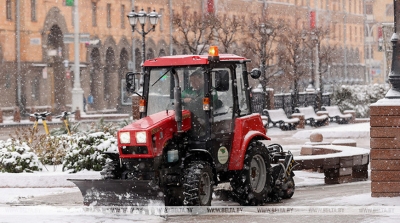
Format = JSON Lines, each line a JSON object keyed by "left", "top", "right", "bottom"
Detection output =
{"left": 182, "top": 70, "right": 204, "bottom": 105}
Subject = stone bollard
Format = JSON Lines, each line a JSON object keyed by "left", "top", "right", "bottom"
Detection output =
{"left": 310, "top": 132, "right": 323, "bottom": 142}
{"left": 291, "top": 113, "right": 305, "bottom": 129}
{"left": 74, "top": 107, "right": 81, "bottom": 121}
{"left": 13, "top": 107, "right": 21, "bottom": 123}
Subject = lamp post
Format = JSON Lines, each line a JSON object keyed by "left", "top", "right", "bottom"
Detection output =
{"left": 301, "top": 31, "right": 318, "bottom": 90}
{"left": 386, "top": 0, "right": 400, "bottom": 98}
{"left": 258, "top": 23, "right": 273, "bottom": 110}
{"left": 71, "top": 0, "right": 84, "bottom": 113}
{"left": 127, "top": 9, "right": 160, "bottom": 86}
{"left": 259, "top": 23, "right": 272, "bottom": 92}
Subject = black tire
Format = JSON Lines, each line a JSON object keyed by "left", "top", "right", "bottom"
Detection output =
{"left": 231, "top": 141, "right": 271, "bottom": 206}
{"left": 164, "top": 186, "right": 184, "bottom": 206}
{"left": 182, "top": 161, "right": 214, "bottom": 206}
{"left": 281, "top": 175, "right": 295, "bottom": 199}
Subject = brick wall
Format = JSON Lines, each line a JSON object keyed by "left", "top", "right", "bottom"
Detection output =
{"left": 370, "top": 101, "right": 400, "bottom": 197}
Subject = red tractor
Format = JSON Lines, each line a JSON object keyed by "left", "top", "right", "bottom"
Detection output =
{"left": 70, "top": 46, "right": 296, "bottom": 206}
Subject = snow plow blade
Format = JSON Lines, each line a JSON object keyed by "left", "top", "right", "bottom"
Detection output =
{"left": 68, "top": 179, "right": 164, "bottom": 206}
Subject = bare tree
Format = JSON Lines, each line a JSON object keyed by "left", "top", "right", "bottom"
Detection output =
{"left": 275, "top": 23, "right": 310, "bottom": 112}
{"left": 301, "top": 26, "right": 339, "bottom": 109}
{"left": 241, "top": 17, "right": 284, "bottom": 92}
{"left": 213, "top": 14, "right": 242, "bottom": 53}
{"left": 172, "top": 10, "right": 216, "bottom": 54}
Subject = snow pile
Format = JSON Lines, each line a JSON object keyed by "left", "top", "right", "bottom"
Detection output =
{"left": 0, "top": 132, "right": 118, "bottom": 174}
{"left": 0, "top": 139, "right": 41, "bottom": 173}
{"left": 62, "top": 132, "right": 118, "bottom": 173}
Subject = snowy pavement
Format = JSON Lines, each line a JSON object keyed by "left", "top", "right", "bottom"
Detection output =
{"left": 1, "top": 121, "right": 400, "bottom": 223}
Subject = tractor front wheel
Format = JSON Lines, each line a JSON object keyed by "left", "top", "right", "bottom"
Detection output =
{"left": 183, "top": 161, "right": 214, "bottom": 206}
{"left": 231, "top": 141, "right": 271, "bottom": 205}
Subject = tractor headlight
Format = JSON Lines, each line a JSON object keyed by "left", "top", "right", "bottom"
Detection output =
{"left": 135, "top": 131, "right": 147, "bottom": 144}
{"left": 119, "top": 132, "right": 131, "bottom": 144}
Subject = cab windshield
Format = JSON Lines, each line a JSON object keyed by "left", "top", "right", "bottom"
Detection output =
{"left": 147, "top": 67, "right": 200, "bottom": 116}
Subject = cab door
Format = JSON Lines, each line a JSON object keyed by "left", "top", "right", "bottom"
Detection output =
{"left": 210, "top": 68, "right": 235, "bottom": 171}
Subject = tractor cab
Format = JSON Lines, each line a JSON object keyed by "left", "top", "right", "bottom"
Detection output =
{"left": 127, "top": 47, "right": 258, "bottom": 140}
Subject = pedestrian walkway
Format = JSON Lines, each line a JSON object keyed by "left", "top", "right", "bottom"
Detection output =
{"left": 266, "top": 122, "right": 371, "bottom": 151}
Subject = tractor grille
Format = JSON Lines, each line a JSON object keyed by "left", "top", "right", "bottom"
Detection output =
{"left": 122, "top": 146, "right": 148, "bottom": 154}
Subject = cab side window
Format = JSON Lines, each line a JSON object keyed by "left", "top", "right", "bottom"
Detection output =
{"left": 212, "top": 69, "right": 233, "bottom": 117}
{"left": 236, "top": 64, "right": 250, "bottom": 115}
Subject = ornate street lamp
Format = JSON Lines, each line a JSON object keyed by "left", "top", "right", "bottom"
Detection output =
{"left": 127, "top": 9, "right": 160, "bottom": 85}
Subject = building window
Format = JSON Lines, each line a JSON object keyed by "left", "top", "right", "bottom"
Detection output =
{"left": 121, "top": 5, "right": 125, "bottom": 29}
{"left": 31, "top": 0, "right": 37, "bottom": 21}
{"left": 92, "top": 2, "right": 97, "bottom": 27}
{"left": 355, "top": 27, "right": 358, "bottom": 42}
{"left": 32, "top": 76, "right": 40, "bottom": 101}
{"left": 354, "top": 0, "right": 357, "bottom": 14}
{"left": 350, "top": 26, "right": 352, "bottom": 42}
{"left": 348, "top": 0, "right": 351, "bottom": 13}
{"left": 5, "top": 73, "right": 11, "bottom": 89}
{"left": 6, "top": 0, "right": 12, "bottom": 20}
{"left": 107, "top": 4, "right": 111, "bottom": 28}
{"left": 71, "top": 6, "right": 74, "bottom": 26}
{"left": 366, "top": 4, "right": 373, "bottom": 15}
{"left": 159, "top": 8, "right": 164, "bottom": 32}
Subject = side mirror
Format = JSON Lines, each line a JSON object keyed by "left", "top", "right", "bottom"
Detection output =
{"left": 125, "top": 72, "right": 136, "bottom": 93}
{"left": 215, "top": 70, "right": 229, "bottom": 91}
{"left": 250, "top": 68, "right": 261, "bottom": 79}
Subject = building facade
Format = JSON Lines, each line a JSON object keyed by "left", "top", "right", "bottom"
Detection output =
{"left": 364, "top": 0, "right": 394, "bottom": 84}
{"left": 0, "top": 0, "right": 375, "bottom": 114}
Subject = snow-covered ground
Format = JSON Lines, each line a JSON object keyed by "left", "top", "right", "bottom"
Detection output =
{"left": 1, "top": 122, "right": 399, "bottom": 223}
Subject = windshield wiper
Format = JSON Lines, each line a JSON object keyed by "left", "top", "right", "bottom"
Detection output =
{"left": 152, "top": 67, "right": 172, "bottom": 87}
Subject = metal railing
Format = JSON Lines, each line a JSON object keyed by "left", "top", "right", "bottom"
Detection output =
{"left": 251, "top": 90, "right": 331, "bottom": 116}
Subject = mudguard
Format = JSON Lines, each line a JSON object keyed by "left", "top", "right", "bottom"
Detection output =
{"left": 228, "top": 113, "right": 270, "bottom": 170}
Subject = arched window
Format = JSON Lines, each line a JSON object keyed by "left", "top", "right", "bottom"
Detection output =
{"left": 159, "top": 49, "right": 166, "bottom": 57}
{"left": 105, "top": 47, "right": 115, "bottom": 100}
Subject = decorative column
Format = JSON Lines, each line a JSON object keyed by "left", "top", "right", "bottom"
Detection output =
{"left": 370, "top": 0, "right": 400, "bottom": 197}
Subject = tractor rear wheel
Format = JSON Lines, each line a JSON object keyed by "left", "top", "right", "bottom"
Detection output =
{"left": 231, "top": 141, "right": 271, "bottom": 205}
{"left": 183, "top": 161, "right": 214, "bottom": 206}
